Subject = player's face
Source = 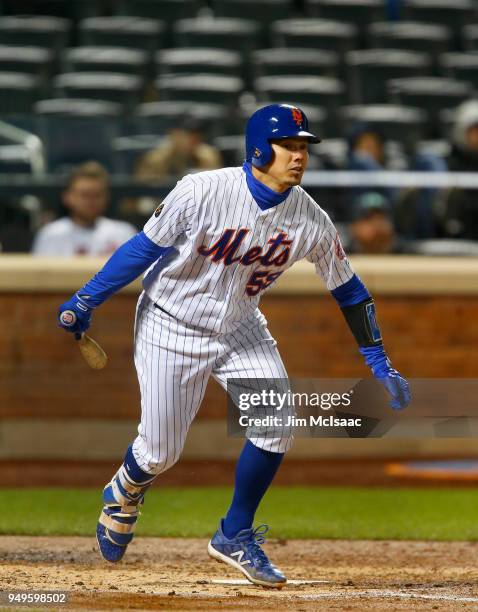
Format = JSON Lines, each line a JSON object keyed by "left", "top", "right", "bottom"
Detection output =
{"left": 63, "top": 177, "right": 109, "bottom": 225}
{"left": 267, "top": 138, "right": 310, "bottom": 190}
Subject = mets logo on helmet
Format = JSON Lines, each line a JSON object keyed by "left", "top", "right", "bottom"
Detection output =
{"left": 291, "top": 108, "right": 303, "bottom": 126}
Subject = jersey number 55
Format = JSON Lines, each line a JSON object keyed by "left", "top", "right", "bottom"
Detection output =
{"left": 246, "top": 270, "right": 284, "bottom": 297}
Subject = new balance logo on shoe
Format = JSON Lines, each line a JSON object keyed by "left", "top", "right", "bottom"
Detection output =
{"left": 230, "top": 550, "right": 251, "bottom": 566}
{"left": 208, "top": 522, "right": 287, "bottom": 588}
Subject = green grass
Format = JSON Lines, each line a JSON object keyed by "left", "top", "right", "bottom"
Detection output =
{"left": 1, "top": 487, "right": 477, "bottom": 540}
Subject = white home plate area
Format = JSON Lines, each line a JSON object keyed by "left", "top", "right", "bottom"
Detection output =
{"left": 211, "top": 579, "right": 330, "bottom": 585}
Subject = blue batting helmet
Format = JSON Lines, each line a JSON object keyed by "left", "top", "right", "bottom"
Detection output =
{"left": 245, "top": 103, "right": 321, "bottom": 168}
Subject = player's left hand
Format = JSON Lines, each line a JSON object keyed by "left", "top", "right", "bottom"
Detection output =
{"left": 376, "top": 370, "right": 411, "bottom": 410}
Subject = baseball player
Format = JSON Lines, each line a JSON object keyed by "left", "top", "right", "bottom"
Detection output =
{"left": 58, "top": 104, "right": 410, "bottom": 588}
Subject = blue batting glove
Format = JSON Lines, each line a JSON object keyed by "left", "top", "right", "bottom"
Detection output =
{"left": 58, "top": 293, "right": 92, "bottom": 335}
{"left": 376, "top": 369, "right": 411, "bottom": 411}
{"left": 359, "top": 345, "right": 411, "bottom": 410}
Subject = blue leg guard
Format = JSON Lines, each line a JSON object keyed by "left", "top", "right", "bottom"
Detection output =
{"left": 96, "top": 446, "right": 156, "bottom": 563}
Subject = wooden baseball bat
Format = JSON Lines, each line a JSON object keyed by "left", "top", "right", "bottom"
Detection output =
{"left": 59, "top": 310, "right": 108, "bottom": 370}
{"left": 75, "top": 332, "right": 108, "bottom": 370}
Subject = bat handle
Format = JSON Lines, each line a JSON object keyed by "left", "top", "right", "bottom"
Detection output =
{"left": 59, "top": 310, "right": 83, "bottom": 341}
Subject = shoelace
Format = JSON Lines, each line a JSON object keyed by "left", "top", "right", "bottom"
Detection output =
{"left": 246, "top": 524, "right": 270, "bottom": 566}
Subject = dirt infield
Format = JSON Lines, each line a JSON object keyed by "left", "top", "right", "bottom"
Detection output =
{"left": 1, "top": 537, "right": 477, "bottom": 611}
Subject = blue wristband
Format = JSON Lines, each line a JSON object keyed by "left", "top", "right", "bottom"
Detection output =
{"left": 359, "top": 345, "right": 391, "bottom": 377}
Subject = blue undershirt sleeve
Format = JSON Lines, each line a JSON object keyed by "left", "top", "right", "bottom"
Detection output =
{"left": 77, "top": 231, "right": 171, "bottom": 308}
{"left": 330, "top": 273, "right": 370, "bottom": 307}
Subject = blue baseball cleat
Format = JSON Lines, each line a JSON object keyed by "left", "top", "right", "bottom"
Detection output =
{"left": 95, "top": 466, "right": 153, "bottom": 563}
{"left": 208, "top": 521, "right": 287, "bottom": 588}
{"left": 96, "top": 503, "right": 141, "bottom": 563}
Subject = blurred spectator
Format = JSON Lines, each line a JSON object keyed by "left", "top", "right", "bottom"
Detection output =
{"left": 346, "top": 192, "right": 406, "bottom": 254}
{"left": 402, "top": 148, "right": 447, "bottom": 240}
{"left": 449, "top": 101, "right": 478, "bottom": 171}
{"left": 345, "top": 192, "right": 478, "bottom": 255}
{"left": 32, "top": 161, "right": 137, "bottom": 256}
{"left": 393, "top": 147, "right": 447, "bottom": 241}
{"left": 346, "top": 122, "right": 447, "bottom": 240}
{"left": 134, "top": 115, "right": 222, "bottom": 181}
{"left": 346, "top": 122, "right": 394, "bottom": 205}
{"left": 347, "top": 122, "right": 385, "bottom": 172}
{"left": 439, "top": 100, "right": 478, "bottom": 240}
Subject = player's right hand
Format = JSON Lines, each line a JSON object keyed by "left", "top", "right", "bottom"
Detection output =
{"left": 376, "top": 370, "right": 411, "bottom": 411}
{"left": 58, "top": 293, "right": 92, "bottom": 334}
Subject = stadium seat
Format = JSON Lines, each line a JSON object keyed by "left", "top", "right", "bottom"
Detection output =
{"left": 156, "top": 73, "right": 244, "bottom": 108}
{"left": 368, "top": 21, "right": 450, "bottom": 55}
{"left": 35, "top": 114, "right": 118, "bottom": 172}
{"left": 53, "top": 72, "right": 144, "bottom": 113}
{"left": 0, "top": 71, "right": 38, "bottom": 113}
{"left": 254, "top": 75, "right": 344, "bottom": 134}
{"left": 135, "top": 100, "right": 230, "bottom": 138}
{"left": 0, "top": 16, "right": 70, "bottom": 54}
{"left": 117, "top": 0, "right": 201, "bottom": 22}
{"left": 211, "top": 0, "right": 291, "bottom": 21}
{"left": 62, "top": 47, "right": 148, "bottom": 77}
{"left": 0, "top": 44, "right": 51, "bottom": 73}
{"left": 0, "top": 137, "right": 38, "bottom": 173}
{"left": 112, "top": 134, "right": 165, "bottom": 175}
{"left": 252, "top": 48, "right": 339, "bottom": 79}
{"left": 34, "top": 98, "right": 122, "bottom": 117}
{"left": 403, "top": 0, "right": 476, "bottom": 48}
{"left": 0, "top": 0, "right": 98, "bottom": 19}
{"left": 211, "top": 0, "right": 292, "bottom": 41}
{"left": 0, "top": 116, "right": 44, "bottom": 175}
{"left": 79, "top": 17, "right": 165, "bottom": 54}
{"left": 255, "top": 75, "right": 345, "bottom": 106}
{"left": 387, "top": 77, "right": 473, "bottom": 136}
{"left": 439, "top": 53, "right": 478, "bottom": 90}
{"left": 306, "top": 0, "right": 385, "bottom": 32}
{"left": 116, "top": 0, "right": 202, "bottom": 47}
{"left": 271, "top": 18, "right": 358, "bottom": 56}
{"left": 347, "top": 49, "right": 432, "bottom": 105}
{"left": 157, "top": 48, "right": 242, "bottom": 78}
{"left": 174, "top": 18, "right": 260, "bottom": 62}
{"left": 340, "top": 104, "right": 428, "bottom": 151}
{"left": 0, "top": 45, "right": 52, "bottom": 94}
{"left": 315, "top": 137, "right": 348, "bottom": 166}
{"left": 213, "top": 134, "right": 244, "bottom": 166}
{"left": 463, "top": 25, "right": 478, "bottom": 52}
{"left": 439, "top": 108, "right": 456, "bottom": 139}
{"left": 415, "top": 138, "right": 451, "bottom": 159}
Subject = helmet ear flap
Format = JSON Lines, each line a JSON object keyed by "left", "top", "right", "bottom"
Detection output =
{"left": 250, "top": 141, "right": 273, "bottom": 167}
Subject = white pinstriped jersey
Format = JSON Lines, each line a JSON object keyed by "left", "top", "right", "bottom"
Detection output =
{"left": 143, "top": 166, "right": 354, "bottom": 334}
